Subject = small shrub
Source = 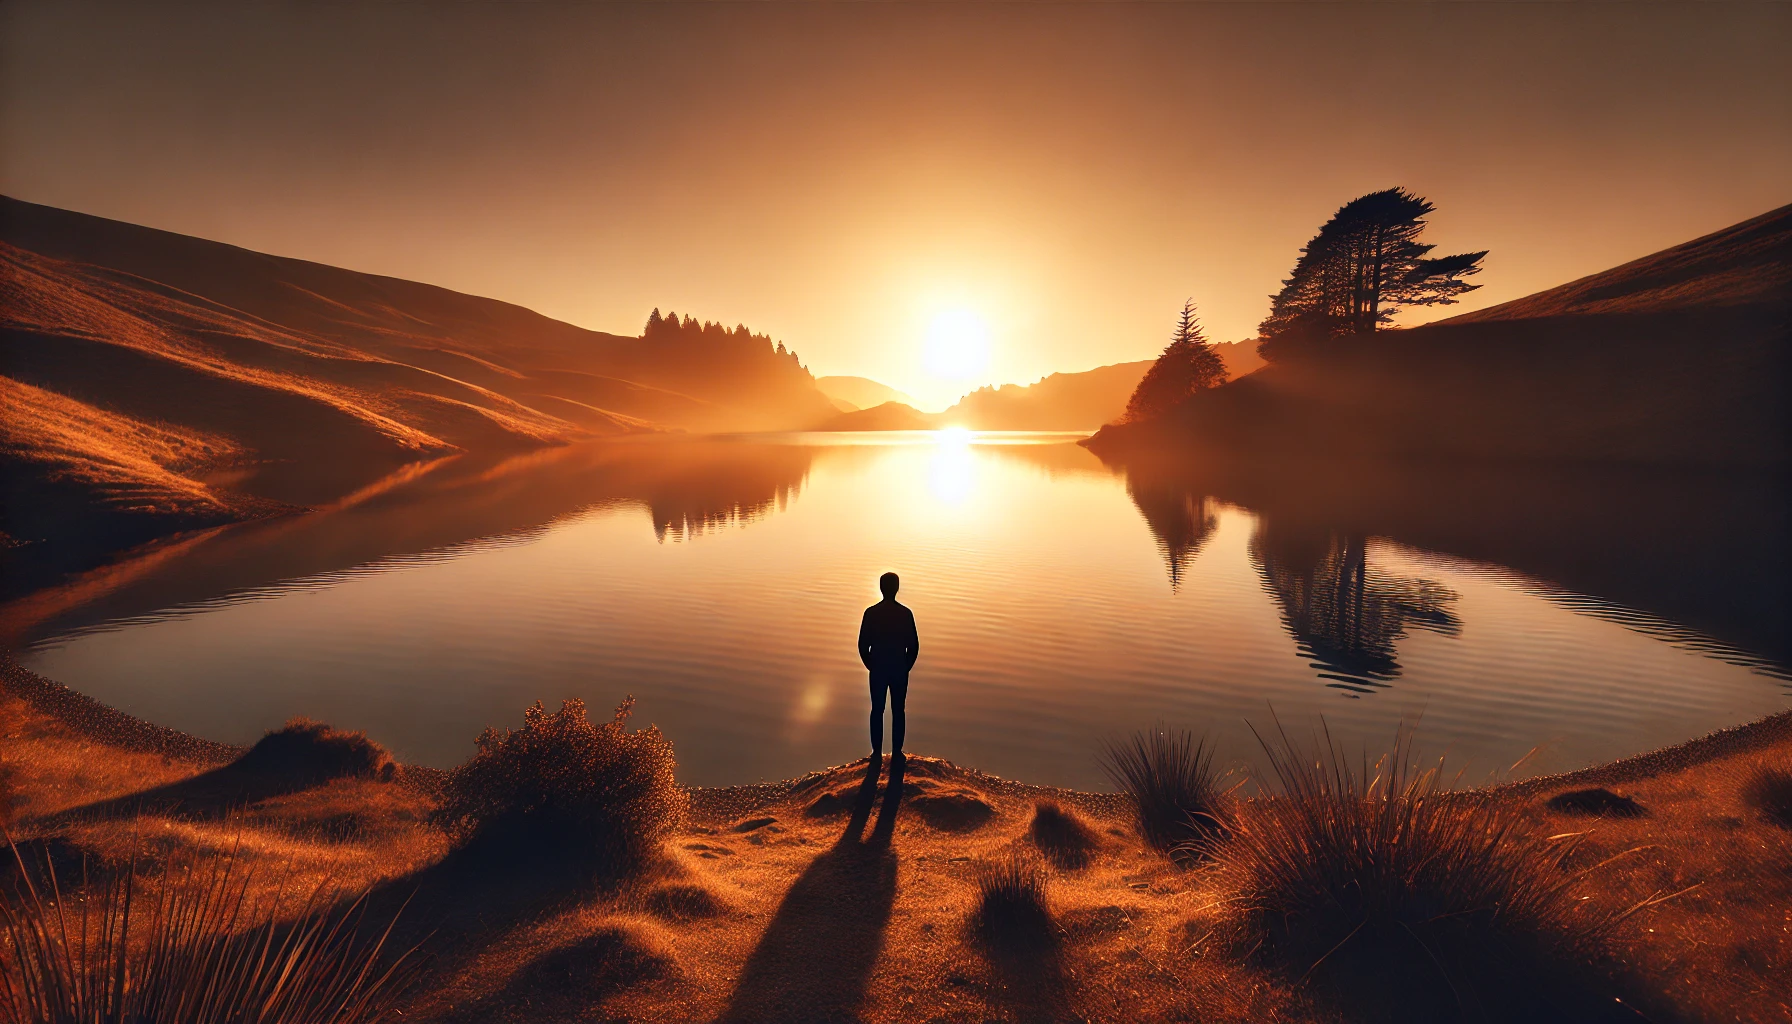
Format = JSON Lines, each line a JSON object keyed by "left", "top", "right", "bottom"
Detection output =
{"left": 235, "top": 719, "right": 393, "bottom": 784}
{"left": 972, "top": 851, "right": 1054, "bottom": 949}
{"left": 1547, "top": 787, "right": 1643, "bottom": 818}
{"left": 1099, "top": 728, "right": 1228, "bottom": 859}
{"left": 433, "top": 697, "right": 685, "bottom": 877}
{"left": 1027, "top": 800, "right": 1099, "bottom": 870}
{"left": 1743, "top": 765, "right": 1792, "bottom": 827}
{"left": 1215, "top": 726, "right": 1626, "bottom": 1020}
{"left": 0, "top": 841, "right": 413, "bottom": 1024}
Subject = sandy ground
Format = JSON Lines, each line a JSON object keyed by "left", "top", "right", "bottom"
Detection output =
{"left": 3, "top": 658, "right": 1789, "bottom": 1023}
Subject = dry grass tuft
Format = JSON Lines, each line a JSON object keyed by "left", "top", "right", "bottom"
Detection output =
{"left": 972, "top": 850, "right": 1055, "bottom": 950}
{"left": 1743, "top": 765, "right": 1792, "bottom": 827}
{"left": 1100, "top": 728, "right": 1228, "bottom": 860}
{"left": 235, "top": 719, "right": 393, "bottom": 785}
{"left": 1028, "top": 799, "right": 1100, "bottom": 870}
{"left": 0, "top": 840, "right": 413, "bottom": 1024}
{"left": 1215, "top": 724, "right": 1632, "bottom": 1022}
{"left": 0, "top": 766, "right": 14, "bottom": 831}
{"left": 433, "top": 697, "right": 685, "bottom": 878}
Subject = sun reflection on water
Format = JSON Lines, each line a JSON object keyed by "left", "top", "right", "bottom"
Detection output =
{"left": 927, "top": 430, "right": 976, "bottom": 505}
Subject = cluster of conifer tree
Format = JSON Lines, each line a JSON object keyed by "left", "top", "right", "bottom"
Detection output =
{"left": 1123, "top": 299, "right": 1229, "bottom": 423}
{"left": 641, "top": 308, "right": 805, "bottom": 369}
{"left": 1257, "top": 188, "right": 1486, "bottom": 359}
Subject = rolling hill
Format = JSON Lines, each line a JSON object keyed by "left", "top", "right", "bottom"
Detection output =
{"left": 0, "top": 196, "right": 836, "bottom": 581}
{"left": 814, "top": 375, "right": 917, "bottom": 412}
{"left": 1086, "top": 203, "right": 1792, "bottom": 467}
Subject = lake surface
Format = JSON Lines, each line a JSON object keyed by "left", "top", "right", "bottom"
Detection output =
{"left": 7, "top": 432, "right": 1788, "bottom": 790}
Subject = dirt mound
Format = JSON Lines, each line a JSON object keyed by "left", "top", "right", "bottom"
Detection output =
{"left": 643, "top": 882, "right": 727, "bottom": 921}
{"left": 909, "top": 788, "right": 996, "bottom": 832}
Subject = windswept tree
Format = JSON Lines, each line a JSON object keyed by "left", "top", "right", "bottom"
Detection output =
{"left": 1258, "top": 188, "right": 1486, "bottom": 359}
{"left": 1124, "top": 300, "right": 1229, "bottom": 422}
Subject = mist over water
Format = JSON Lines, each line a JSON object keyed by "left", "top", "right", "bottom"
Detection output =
{"left": 10, "top": 433, "right": 1787, "bottom": 790}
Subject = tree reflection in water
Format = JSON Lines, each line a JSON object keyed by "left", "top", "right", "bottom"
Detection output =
{"left": 1124, "top": 476, "right": 1218, "bottom": 592}
{"left": 1250, "top": 523, "right": 1460, "bottom": 695}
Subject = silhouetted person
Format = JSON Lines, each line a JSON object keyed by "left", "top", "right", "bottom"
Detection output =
{"left": 858, "top": 572, "right": 918, "bottom": 758}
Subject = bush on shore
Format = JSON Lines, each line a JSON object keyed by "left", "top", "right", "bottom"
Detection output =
{"left": 433, "top": 697, "right": 685, "bottom": 877}
{"left": 235, "top": 718, "right": 394, "bottom": 783}
{"left": 1214, "top": 726, "right": 1631, "bottom": 1022}
{"left": 1099, "top": 728, "right": 1228, "bottom": 861}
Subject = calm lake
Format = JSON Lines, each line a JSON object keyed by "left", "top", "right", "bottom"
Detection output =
{"left": 7, "top": 432, "right": 1788, "bottom": 790}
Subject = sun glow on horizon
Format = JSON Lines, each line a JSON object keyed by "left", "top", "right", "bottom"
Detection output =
{"left": 923, "top": 308, "right": 991, "bottom": 382}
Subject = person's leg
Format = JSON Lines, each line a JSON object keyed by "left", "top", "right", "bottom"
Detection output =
{"left": 889, "top": 674, "right": 908, "bottom": 754}
{"left": 868, "top": 674, "right": 887, "bottom": 754}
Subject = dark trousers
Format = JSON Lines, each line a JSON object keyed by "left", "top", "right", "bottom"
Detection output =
{"left": 869, "top": 670, "right": 908, "bottom": 754}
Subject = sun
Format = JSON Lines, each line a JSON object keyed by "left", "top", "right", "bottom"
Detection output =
{"left": 923, "top": 309, "right": 990, "bottom": 380}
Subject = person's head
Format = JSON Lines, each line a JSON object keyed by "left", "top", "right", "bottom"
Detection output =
{"left": 879, "top": 572, "right": 900, "bottom": 599}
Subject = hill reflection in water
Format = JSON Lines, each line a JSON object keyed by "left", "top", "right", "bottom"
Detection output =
{"left": 3, "top": 438, "right": 819, "bottom": 647}
{"left": 11, "top": 433, "right": 1788, "bottom": 789}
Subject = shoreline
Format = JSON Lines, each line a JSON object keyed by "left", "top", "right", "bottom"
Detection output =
{"left": 7, "top": 649, "right": 1786, "bottom": 806}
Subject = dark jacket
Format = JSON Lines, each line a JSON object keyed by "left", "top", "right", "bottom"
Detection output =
{"left": 858, "top": 599, "right": 919, "bottom": 675}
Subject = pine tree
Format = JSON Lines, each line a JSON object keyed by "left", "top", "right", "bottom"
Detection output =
{"left": 1258, "top": 188, "right": 1486, "bottom": 359}
{"left": 644, "top": 308, "right": 665, "bottom": 338}
{"left": 1124, "top": 300, "right": 1229, "bottom": 423}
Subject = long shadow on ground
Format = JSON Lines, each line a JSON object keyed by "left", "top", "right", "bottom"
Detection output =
{"left": 30, "top": 723, "right": 389, "bottom": 828}
{"left": 719, "top": 755, "right": 905, "bottom": 1024}
{"left": 978, "top": 907, "right": 1072, "bottom": 1022}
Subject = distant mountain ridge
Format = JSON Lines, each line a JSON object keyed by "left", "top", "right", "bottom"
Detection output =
{"left": 808, "top": 360, "right": 1156, "bottom": 432}
{"left": 941, "top": 360, "right": 1153, "bottom": 429}
{"left": 812, "top": 341, "right": 1264, "bottom": 432}
{"left": 1087, "top": 203, "right": 1792, "bottom": 467}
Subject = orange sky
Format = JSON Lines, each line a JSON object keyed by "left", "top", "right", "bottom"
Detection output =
{"left": 2, "top": 2, "right": 1787, "bottom": 408}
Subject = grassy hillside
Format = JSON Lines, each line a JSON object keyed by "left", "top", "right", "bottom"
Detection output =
{"left": 1088, "top": 204, "right": 1792, "bottom": 466}
{"left": 1, "top": 196, "right": 836, "bottom": 580}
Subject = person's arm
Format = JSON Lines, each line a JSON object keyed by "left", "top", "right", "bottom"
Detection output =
{"left": 904, "top": 608, "right": 919, "bottom": 671}
{"left": 858, "top": 609, "right": 874, "bottom": 669}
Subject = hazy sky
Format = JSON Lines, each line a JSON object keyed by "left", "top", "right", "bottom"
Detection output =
{"left": 3, "top": 2, "right": 1788, "bottom": 408}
